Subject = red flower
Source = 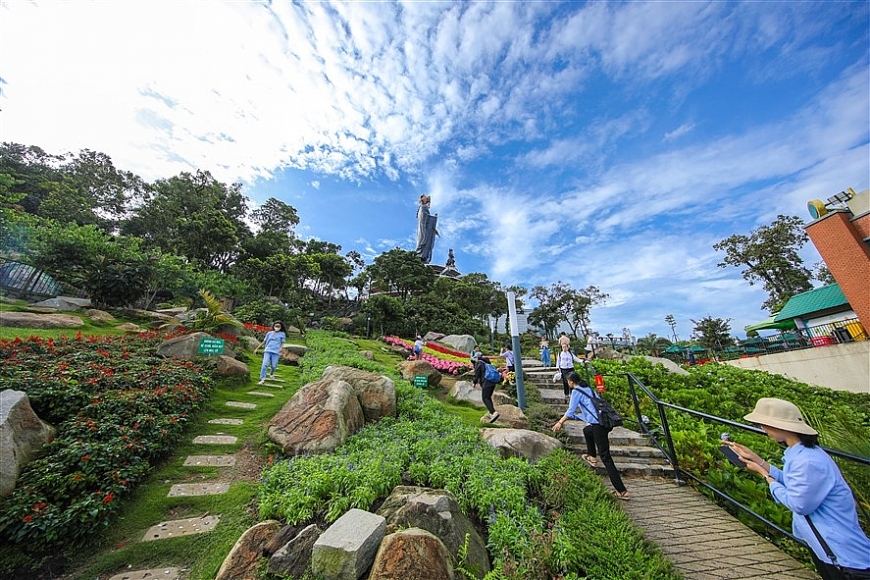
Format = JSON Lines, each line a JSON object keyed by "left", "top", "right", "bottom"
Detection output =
{"left": 103, "top": 492, "right": 114, "bottom": 504}
{"left": 22, "top": 515, "right": 33, "bottom": 523}
{"left": 81, "top": 455, "right": 90, "bottom": 462}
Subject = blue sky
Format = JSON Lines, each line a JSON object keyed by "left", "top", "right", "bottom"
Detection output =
{"left": 1, "top": 1, "right": 868, "bottom": 341}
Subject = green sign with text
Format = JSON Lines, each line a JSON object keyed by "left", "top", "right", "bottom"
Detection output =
{"left": 198, "top": 337, "right": 225, "bottom": 355}
{"left": 413, "top": 374, "right": 428, "bottom": 388}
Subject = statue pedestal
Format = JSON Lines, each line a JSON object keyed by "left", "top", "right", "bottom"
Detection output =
{"left": 428, "top": 264, "right": 461, "bottom": 279}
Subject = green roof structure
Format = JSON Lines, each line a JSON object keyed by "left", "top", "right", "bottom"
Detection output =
{"left": 773, "top": 284, "right": 850, "bottom": 322}
{"left": 744, "top": 315, "right": 796, "bottom": 333}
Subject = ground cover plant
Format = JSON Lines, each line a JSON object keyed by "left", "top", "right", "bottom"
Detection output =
{"left": 590, "top": 357, "right": 870, "bottom": 560}
{"left": 0, "top": 331, "right": 215, "bottom": 575}
{"left": 259, "top": 331, "right": 681, "bottom": 579}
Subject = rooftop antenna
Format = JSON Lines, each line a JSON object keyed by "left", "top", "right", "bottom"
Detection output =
{"left": 807, "top": 187, "right": 855, "bottom": 219}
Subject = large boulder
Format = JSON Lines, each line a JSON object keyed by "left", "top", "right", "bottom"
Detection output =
{"left": 282, "top": 344, "right": 309, "bottom": 356}
{"left": 449, "top": 381, "right": 515, "bottom": 407}
{"left": 268, "top": 379, "right": 365, "bottom": 456}
{"left": 376, "top": 486, "right": 489, "bottom": 578}
{"left": 215, "top": 520, "right": 282, "bottom": 580}
{"left": 481, "top": 404, "right": 528, "bottom": 429}
{"left": 439, "top": 334, "right": 477, "bottom": 354}
{"left": 155, "top": 332, "right": 235, "bottom": 359}
{"left": 480, "top": 428, "right": 562, "bottom": 463}
{"left": 0, "top": 311, "right": 83, "bottom": 329}
{"left": 396, "top": 360, "right": 442, "bottom": 387}
{"left": 369, "top": 528, "right": 454, "bottom": 580}
{"left": 312, "top": 509, "right": 386, "bottom": 580}
{"left": 0, "top": 390, "right": 55, "bottom": 498}
{"left": 321, "top": 366, "right": 396, "bottom": 423}
{"left": 84, "top": 309, "right": 116, "bottom": 323}
{"left": 31, "top": 296, "right": 91, "bottom": 311}
{"left": 423, "top": 331, "right": 445, "bottom": 342}
{"left": 215, "top": 355, "right": 250, "bottom": 377}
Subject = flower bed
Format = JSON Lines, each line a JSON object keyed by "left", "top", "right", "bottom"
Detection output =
{"left": 383, "top": 336, "right": 510, "bottom": 376}
{"left": 0, "top": 332, "right": 214, "bottom": 555}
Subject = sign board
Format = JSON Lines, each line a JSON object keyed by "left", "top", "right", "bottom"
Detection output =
{"left": 198, "top": 337, "right": 225, "bottom": 355}
{"left": 413, "top": 374, "right": 428, "bottom": 388}
{"left": 594, "top": 374, "right": 605, "bottom": 393}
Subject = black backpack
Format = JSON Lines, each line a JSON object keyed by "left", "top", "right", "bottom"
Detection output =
{"left": 574, "top": 387, "right": 623, "bottom": 431}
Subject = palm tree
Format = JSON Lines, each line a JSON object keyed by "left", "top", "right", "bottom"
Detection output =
{"left": 637, "top": 333, "right": 673, "bottom": 356}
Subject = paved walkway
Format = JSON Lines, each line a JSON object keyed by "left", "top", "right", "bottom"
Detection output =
{"left": 617, "top": 477, "right": 819, "bottom": 580}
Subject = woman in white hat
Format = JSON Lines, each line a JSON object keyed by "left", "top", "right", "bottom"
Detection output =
{"left": 724, "top": 398, "right": 870, "bottom": 580}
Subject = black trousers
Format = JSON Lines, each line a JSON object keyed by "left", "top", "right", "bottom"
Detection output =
{"left": 583, "top": 423, "right": 627, "bottom": 494}
{"left": 559, "top": 368, "right": 572, "bottom": 396}
{"left": 810, "top": 553, "right": 870, "bottom": 580}
{"left": 481, "top": 380, "right": 496, "bottom": 414}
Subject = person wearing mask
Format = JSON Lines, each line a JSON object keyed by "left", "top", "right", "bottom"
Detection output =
{"left": 724, "top": 398, "right": 870, "bottom": 579}
{"left": 555, "top": 342, "right": 583, "bottom": 397}
{"left": 254, "top": 321, "right": 286, "bottom": 385}
{"left": 552, "top": 372, "right": 629, "bottom": 500}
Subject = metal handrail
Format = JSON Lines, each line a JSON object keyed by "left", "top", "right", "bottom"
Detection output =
{"left": 616, "top": 371, "right": 869, "bottom": 547}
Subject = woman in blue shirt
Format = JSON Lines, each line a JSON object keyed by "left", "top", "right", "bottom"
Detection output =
{"left": 254, "top": 321, "right": 286, "bottom": 385}
{"left": 725, "top": 398, "right": 870, "bottom": 579}
{"left": 552, "top": 371, "right": 629, "bottom": 500}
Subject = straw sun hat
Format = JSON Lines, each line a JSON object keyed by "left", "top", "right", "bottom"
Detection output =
{"left": 743, "top": 398, "right": 818, "bottom": 435}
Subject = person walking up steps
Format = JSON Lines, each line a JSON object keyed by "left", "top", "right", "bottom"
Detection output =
{"left": 552, "top": 371, "right": 629, "bottom": 500}
{"left": 555, "top": 342, "right": 583, "bottom": 397}
{"left": 471, "top": 353, "right": 500, "bottom": 423}
{"left": 254, "top": 321, "right": 286, "bottom": 385}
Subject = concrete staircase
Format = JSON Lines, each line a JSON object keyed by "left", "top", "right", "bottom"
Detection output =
{"left": 522, "top": 364, "right": 674, "bottom": 478}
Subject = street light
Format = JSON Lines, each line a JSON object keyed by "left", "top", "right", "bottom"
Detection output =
{"left": 606, "top": 333, "right": 615, "bottom": 353}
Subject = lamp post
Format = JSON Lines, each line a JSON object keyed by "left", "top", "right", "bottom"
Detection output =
{"left": 507, "top": 291, "right": 526, "bottom": 410}
{"left": 366, "top": 316, "right": 371, "bottom": 338}
{"left": 606, "top": 333, "right": 615, "bottom": 353}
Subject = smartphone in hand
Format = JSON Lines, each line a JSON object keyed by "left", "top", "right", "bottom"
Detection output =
{"left": 719, "top": 444, "right": 747, "bottom": 468}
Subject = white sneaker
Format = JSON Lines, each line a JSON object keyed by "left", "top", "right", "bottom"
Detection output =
{"left": 488, "top": 412, "right": 500, "bottom": 423}
{"left": 258, "top": 379, "right": 265, "bottom": 385}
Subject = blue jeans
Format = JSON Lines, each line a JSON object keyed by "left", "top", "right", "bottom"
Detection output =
{"left": 260, "top": 352, "right": 279, "bottom": 379}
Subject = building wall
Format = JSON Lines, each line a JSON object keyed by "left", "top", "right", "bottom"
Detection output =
{"left": 725, "top": 341, "right": 869, "bottom": 394}
{"left": 805, "top": 210, "right": 870, "bottom": 330}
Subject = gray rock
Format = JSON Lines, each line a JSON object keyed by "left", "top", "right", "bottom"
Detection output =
{"left": 439, "top": 334, "right": 477, "bottom": 354}
{"left": 282, "top": 343, "right": 309, "bottom": 356}
{"left": 0, "top": 390, "right": 55, "bottom": 498}
{"left": 84, "top": 309, "right": 116, "bottom": 323}
{"left": 449, "top": 381, "right": 514, "bottom": 407}
{"left": 155, "top": 332, "right": 235, "bottom": 359}
{"left": 312, "top": 509, "right": 386, "bottom": 580}
{"left": 321, "top": 366, "right": 396, "bottom": 423}
{"left": 480, "top": 428, "right": 562, "bottom": 463}
{"left": 31, "top": 296, "right": 91, "bottom": 311}
{"left": 376, "top": 486, "right": 489, "bottom": 578}
{"left": 268, "top": 524, "right": 322, "bottom": 578}
{"left": 215, "top": 355, "right": 250, "bottom": 377}
{"left": 396, "top": 360, "right": 442, "bottom": 387}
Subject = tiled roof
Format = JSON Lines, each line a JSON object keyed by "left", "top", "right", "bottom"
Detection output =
{"left": 773, "top": 284, "right": 849, "bottom": 321}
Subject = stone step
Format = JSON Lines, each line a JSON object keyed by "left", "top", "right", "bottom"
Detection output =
{"left": 167, "top": 482, "right": 230, "bottom": 497}
{"left": 565, "top": 443, "right": 665, "bottom": 459}
{"left": 209, "top": 418, "right": 244, "bottom": 425}
{"left": 142, "top": 515, "right": 220, "bottom": 542}
{"left": 246, "top": 390, "right": 276, "bottom": 397}
{"left": 184, "top": 455, "right": 237, "bottom": 467}
{"left": 226, "top": 401, "right": 257, "bottom": 409}
{"left": 193, "top": 435, "right": 238, "bottom": 445}
{"left": 562, "top": 423, "right": 651, "bottom": 447}
{"left": 108, "top": 567, "right": 180, "bottom": 580}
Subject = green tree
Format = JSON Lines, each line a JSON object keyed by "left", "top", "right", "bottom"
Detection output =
{"left": 691, "top": 316, "right": 734, "bottom": 353}
{"left": 529, "top": 282, "right": 609, "bottom": 338}
{"left": 121, "top": 170, "right": 250, "bottom": 271}
{"left": 361, "top": 293, "right": 405, "bottom": 336}
{"left": 243, "top": 198, "right": 300, "bottom": 258}
{"left": 367, "top": 248, "right": 435, "bottom": 303}
{"left": 664, "top": 314, "right": 679, "bottom": 343}
{"left": 636, "top": 333, "right": 672, "bottom": 356}
{"left": 713, "top": 215, "right": 814, "bottom": 312}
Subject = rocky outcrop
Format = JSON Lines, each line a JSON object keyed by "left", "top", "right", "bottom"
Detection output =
{"left": 480, "top": 428, "right": 562, "bottom": 463}
{"left": 31, "top": 296, "right": 91, "bottom": 311}
{"left": 481, "top": 404, "right": 528, "bottom": 429}
{"left": 0, "top": 390, "right": 55, "bottom": 498}
{"left": 369, "top": 528, "right": 454, "bottom": 580}
{"left": 214, "top": 520, "right": 282, "bottom": 580}
{"left": 396, "top": 360, "right": 442, "bottom": 387}
{"left": 0, "top": 311, "right": 83, "bottom": 329}
{"left": 115, "top": 322, "right": 146, "bottom": 333}
{"left": 449, "top": 381, "right": 515, "bottom": 407}
{"left": 321, "top": 366, "right": 396, "bottom": 423}
{"left": 84, "top": 309, "right": 116, "bottom": 323}
{"left": 423, "top": 331, "right": 445, "bottom": 342}
{"left": 268, "top": 379, "right": 365, "bottom": 456}
{"left": 282, "top": 344, "right": 309, "bottom": 356}
{"left": 311, "top": 509, "right": 386, "bottom": 580}
{"left": 376, "top": 486, "right": 489, "bottom": 578}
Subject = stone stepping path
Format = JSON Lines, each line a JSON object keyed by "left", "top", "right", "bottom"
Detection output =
{"left": 246, "top": 390, "right": 276, "bottom": 397}
{"left": 226, "top": 401, "right": 256, "bottom": 409}
{"left": 192, "top": 435, "right": 238, "bottom": 445}
{"left": 142, "top": 515, "right": 221, "bottom": 542}
{"left": 167, "top": 482, "right": 230, "bottom": 497}
{"left": 184, "top": 455, "right": 236, "bottom": 467}
{"left": 108, "top": 567, "right": 180, "bottom": 580}
{"left": 209, "top": 418, "right": 244, "bottom": 425}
